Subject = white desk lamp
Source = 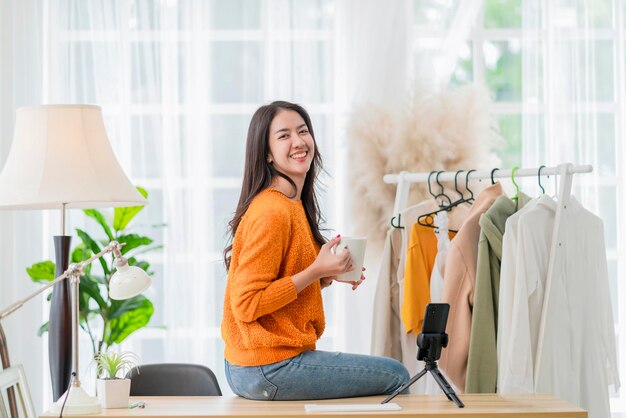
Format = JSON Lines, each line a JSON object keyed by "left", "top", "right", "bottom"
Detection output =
{"left": 0, "top": 241, "right": 151, "bottom": 414}
{"left": 0, "top": 105, "right": 147, "bottom": 404}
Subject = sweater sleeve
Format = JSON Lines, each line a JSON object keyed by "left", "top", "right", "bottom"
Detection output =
{"left": 230, "top": 206, "right": 298, "bottom": 323}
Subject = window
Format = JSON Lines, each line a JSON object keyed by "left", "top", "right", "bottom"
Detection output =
{"left": 413, "top": 0, "right": 625, "bottom": 410}
{"left": 45, "top": 0, "right": 335, "bottom": 399}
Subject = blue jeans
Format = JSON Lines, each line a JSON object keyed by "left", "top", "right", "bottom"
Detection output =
{"left": 224, "top": 350, "right": 410, "bottom": 400}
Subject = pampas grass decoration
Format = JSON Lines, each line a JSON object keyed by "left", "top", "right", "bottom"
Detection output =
{"left": 347, "top": 83, "right": 502, "bottom": 250}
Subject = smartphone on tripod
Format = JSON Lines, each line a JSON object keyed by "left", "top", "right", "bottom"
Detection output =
{"left": 421, "top": 303, "right": 449, "bottom": 333}
{"left": 418, "top": 303, "right": 449, "bottom": 362}
{"left": 382, "top": 303, "right": 463, "bottom": 408}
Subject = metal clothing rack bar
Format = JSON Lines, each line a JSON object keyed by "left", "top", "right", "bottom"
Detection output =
{"left": 383, "top": 162, "right": 594, "bottom": 393}
{"left": 383, "top": 164, "right": 592, "bottom": 184}
{"left": 383, "top": 164, "right": 592, "bottom": 218}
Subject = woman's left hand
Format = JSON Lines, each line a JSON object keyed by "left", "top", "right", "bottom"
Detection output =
{"left": 320, "top": 277, "right": 334, "bottom": 288}
{"left": 333, "top": 267, "right": 366, "bottom": 291}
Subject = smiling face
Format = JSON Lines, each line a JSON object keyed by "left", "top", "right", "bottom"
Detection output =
{"left": 267, "top": 109, "right": 315, "bottom": 184}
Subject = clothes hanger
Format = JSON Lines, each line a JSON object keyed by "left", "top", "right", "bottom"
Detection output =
{"left": 511, "top": 166, "right": 520, "bottom": 210}
{"left": 433, "top": 171, "right": 454, "bottom": 207}
{"left": 511, "top": 166, "right": 520, "bottom": 201}
{"left": 390, "top": 171, "right": 438, "bottom": 230}
{"left": 453, "top": 170, "right": 465, "bottom": 202}
{"left": 490, "top": 167, "right": 499, "bottom": 185}
{"left": 417, "top": 171, "right": 462, "bottom": 233}
{"left": 390, "top": 214, "right": 404, "bottom": 229}
{"left": 537, "top": 165, "right": 546, "bottom": 194}
{"left": 465, "top": 169, "right": 476, "bottom": 203}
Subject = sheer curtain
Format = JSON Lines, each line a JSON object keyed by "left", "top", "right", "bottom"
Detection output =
{"left": 0, "top": 0, "right": 47, "bottom": 413}
{"left": 520, "top": 0, "right": 624, "bottom": 411}
{"left": 333, "top": 0, "right": 412, "bottom": 353}
{"left": 43, "top": 0, "right": 336, "bottom": 400}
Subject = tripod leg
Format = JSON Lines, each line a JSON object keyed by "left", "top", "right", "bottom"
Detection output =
{"left": 381, "top": 368, "right": 427, "bottom": 404}
{"left": 429, "top": 368, "right": 464, "bottom": 408}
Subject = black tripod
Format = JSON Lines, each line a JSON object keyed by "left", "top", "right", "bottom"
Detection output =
{"left": 381, "top": 330, "right": 464, "bottom": 408}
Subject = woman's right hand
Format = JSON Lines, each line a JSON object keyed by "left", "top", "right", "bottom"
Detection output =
{"left": 312, "top": 235, "right": 354, "bottom": 278}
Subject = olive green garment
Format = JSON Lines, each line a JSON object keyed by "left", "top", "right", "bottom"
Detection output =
{"left": 465, "top": 194, "right": 530, "bottom": 393}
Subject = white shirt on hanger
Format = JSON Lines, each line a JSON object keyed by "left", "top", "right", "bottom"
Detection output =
{"left": 430, "top": 211, "right": 450, "bottom": 303}
{"left": 497, "top": 196, "right": 544, "bottom": 394}
{"left": 498, "top": 195, "right": 619, "bottom": 418}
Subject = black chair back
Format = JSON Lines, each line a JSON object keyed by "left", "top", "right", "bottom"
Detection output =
{"left": 126, "top": 363, "right": 222, "bottom": 396}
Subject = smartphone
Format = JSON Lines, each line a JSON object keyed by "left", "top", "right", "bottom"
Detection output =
{"left": 421, "top": 303, "right": 449, "bottom": 334}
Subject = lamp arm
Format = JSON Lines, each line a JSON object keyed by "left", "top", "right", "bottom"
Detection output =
{"left": 0, "top": 241, "right": 125, "bottom": 321}
{"left": 0, "top": 272, "right": 70, "bottom": 320}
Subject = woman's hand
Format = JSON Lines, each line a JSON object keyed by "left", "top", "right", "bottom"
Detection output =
{"left": 311, "top": 235, "right": 354, "bottom": 278}
{"left": 320, "top": 276, "right": 334, "bottom": 288}
{"left": 335, "top": 267, "right": 366, "bottom": 290}
{"left": 292, "top": 235, "right": 358, "bottom": 293}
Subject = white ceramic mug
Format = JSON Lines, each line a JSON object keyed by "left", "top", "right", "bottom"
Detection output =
{"left": 332, "top": 237, "right": 367, "bottom": 282}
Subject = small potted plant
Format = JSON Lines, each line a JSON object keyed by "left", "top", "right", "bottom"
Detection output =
{"left": 94, "top": 350, "right": 138, "bottom": 408}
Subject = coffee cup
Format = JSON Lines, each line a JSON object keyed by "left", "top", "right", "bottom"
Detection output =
{"left": 332, "top": 237, "right": 367, "bottom": 282}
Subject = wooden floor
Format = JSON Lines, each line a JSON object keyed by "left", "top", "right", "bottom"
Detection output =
{"left": 40, "top": 393, "right": 586, "bottom": 418}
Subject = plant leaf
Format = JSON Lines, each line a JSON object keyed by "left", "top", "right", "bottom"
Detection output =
{"left": 79, "top": 275, "right": 107, "bottom": 311}
{"left": 130, "top": 244, "right": 164, "bottom": 256}
{"left": 113, "top": 187, "right": 148, "bottom": 232}
{"left": 71, "top": 245, "right": 90, "bottom": 263}
{"left": 116, "top": 234, "right": 153, "bottom": 255}
{"left": 26, "top": 261, "right": 56, "bottom": 283}
{"left": 37, "top": 322, "right": 49, "bottom": 336}
{"left": 76, "top": 229, "right": 110, "bottom": 275}
{"left": 105, "top": 296, "right": 153, "bottom": 345}
{"left": 83, "top": 209, "right": 114, "bottom": 241}
{"left": 71, "top": 245, "right": 93, "bottom": 275}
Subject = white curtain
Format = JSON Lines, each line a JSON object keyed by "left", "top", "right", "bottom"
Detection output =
{"left": 521, "top": 0, "right": 610, "bottom": 196}
{"left": 520, "top": 0, "right": 623, "bottom": 410}
{"left": 333, "top": 0, "right": 412, "bottom": 354}
{"left": 0, "top": 0, "right": 46, "bottom": 413}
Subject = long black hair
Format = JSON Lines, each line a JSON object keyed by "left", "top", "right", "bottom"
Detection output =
{"left": 223, "top": 101, "right": 326, "bottom": 269}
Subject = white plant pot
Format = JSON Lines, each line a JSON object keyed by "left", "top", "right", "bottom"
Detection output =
{"left": 97, "top": 378, "right": 131, "bottom": 409}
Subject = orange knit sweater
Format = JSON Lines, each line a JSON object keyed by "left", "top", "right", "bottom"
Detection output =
{"left": 221, "top": 189, "right": 325, "bottom": 366}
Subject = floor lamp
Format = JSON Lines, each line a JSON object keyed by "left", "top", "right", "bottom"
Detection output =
{"left": 0, "top": 105, "right": 147, "bottom": 401}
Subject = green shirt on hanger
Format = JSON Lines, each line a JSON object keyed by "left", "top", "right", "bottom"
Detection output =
{"left": 465, "top": 193, "right": 530, "bottom": 393}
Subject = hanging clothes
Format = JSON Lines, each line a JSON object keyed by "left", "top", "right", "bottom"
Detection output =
{"left": 401, "top": 223, "right": 456, "bottom": 335}
{"left": 497, "top": 197, "right": 540, "bottom": 393}
{"left": 421, "top": 211, "right": 453, "bottom": 395}
{"left": 439, "top": 183, "right": 503, "bottom": 392}
{"left": 465, "top": 193, "right": 529, "bottom": 393}
{"left": 398, "top": 201, "right": 436, "bottom": 394}
{"left": 371, "top": 228, "right": 404, "bottom": 360}
{"left": 430, "top": 211, "right": 451, "bottom": 303}
{"left": 498, "top": 195, "right": 619, "bottom": 418}
{"left": 371, "top": 200, "right": 435, "bottom": 361}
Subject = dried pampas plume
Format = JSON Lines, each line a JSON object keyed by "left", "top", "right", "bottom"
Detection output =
{"left": 347, "top": 83, "right": 501, "bottom": 249}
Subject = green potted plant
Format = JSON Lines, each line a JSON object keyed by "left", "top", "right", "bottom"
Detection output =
{"left": 26, "top": 187, "right": 162, "bottom": 356}
{"left": 94, "top": 350, "right": 138, "bottom": 408}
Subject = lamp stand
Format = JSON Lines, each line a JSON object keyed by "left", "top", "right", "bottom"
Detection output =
{"left": 0, "top": 239, "right": 149, "bottom": 415}
{"left": 48, "top": 273, "right": 101, "bottom": 415}
{"left": 49, "top": 235, "right": 72, "bottom": 401}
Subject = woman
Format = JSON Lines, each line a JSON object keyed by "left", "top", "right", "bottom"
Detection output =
{"left": 221, "top": 101, "right": 409, "bottom": 400}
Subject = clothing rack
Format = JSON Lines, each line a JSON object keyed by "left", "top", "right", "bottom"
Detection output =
{"left": 383, "top": 163, "right": 593, "bottom": 391}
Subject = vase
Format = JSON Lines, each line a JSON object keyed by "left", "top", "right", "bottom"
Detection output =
{"left": 97, "top": 378, "right": 131, "bottom": 408}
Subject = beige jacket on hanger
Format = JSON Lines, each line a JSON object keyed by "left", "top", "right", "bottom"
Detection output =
{"left": 439, "top": 182, "right": 503, "bottom": 392}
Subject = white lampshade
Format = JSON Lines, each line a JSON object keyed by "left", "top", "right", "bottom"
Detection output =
{"left": 0, "top": 104, "right": 146, "bottom": 209}
{"left": 109, "top": 263, "right": 152, "bottom": 300}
